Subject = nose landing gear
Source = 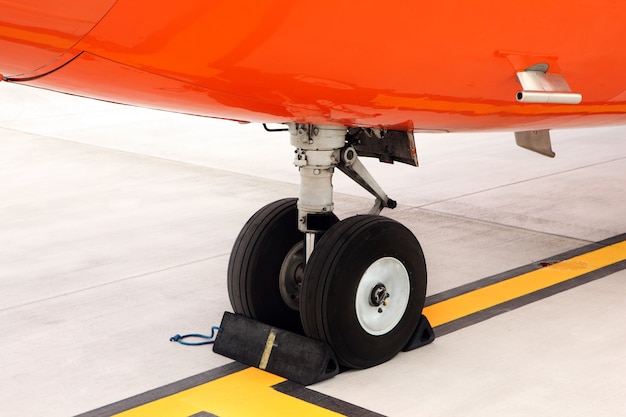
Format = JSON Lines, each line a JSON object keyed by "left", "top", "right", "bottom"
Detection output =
{"left": 223, "top": 124, "right": 433, "bottom": 375}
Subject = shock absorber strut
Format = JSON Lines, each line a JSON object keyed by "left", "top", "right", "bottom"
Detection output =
{"left": 290, "top": 123, "right": 345, "bottom": 260}
{"left": 290, "top": 123, "right": 398, "bottom": 261}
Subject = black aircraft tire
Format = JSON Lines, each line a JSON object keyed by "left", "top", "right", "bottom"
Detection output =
{"left": 227, "top": 198, "right": 304, "bottom": 333}
{"left": 227, "top": 198, "right": 338, "bottom": 333}
{"left": 300, "top": 215, "right": 427, "bottom": 369}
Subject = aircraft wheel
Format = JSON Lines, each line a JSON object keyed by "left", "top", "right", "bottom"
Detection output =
{"left": 227, "top": 198, "right": 304, "bottom": 332}
{"left": 227, "top": 198, "right": 337, "bottom": 333}
{"left": 300, "top": 215, "right": 427, "bottom": 369}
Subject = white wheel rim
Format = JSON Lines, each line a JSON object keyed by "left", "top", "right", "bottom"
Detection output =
{"left": 355, "top": 257, "right": 410, "bottom": 336}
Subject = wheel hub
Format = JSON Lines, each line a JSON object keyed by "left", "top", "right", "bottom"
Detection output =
{"left": 279, "top": 241, "right": 305, "bottom": 311}
{"left": 355, "top": 257, "right": 410, "bottom": 336}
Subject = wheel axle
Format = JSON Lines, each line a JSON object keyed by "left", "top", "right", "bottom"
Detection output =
{"left": 370, "top": 283, "right": 389, "bottom": 307}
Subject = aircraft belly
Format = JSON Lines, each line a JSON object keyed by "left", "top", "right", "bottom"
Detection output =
{"left": 5, "top": 0, "right": 626, "bottom": 130}
{"left": 26, "top": 50, "right": 626, "bottom": 130}
{"left": 25, "top": 52, "right": 301, "bottom": 124}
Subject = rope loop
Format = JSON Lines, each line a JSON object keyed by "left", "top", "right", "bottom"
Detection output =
{"left": 169, "top": 326, "right": 223, "bottom": 346}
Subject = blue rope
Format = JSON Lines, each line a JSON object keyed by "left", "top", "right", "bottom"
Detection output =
{"left": 170, "top": 326, "right": 223, "bottom": 346}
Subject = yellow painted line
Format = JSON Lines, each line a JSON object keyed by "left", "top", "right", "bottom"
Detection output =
{"left": 424, "top": 240, "right": 626, "bottom": 328}
{"left": 113, "top": 367, "right": 344, "bottom": 417}
{"left": 105, "top": 239, "right": 625, "bottom": 417}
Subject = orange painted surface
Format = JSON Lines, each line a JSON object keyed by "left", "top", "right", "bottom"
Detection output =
{"left": 0, "top": 0, "right": 116, "bottom": 77}
{"left": 2, "top": 0, "right": 626, "bottom": 130}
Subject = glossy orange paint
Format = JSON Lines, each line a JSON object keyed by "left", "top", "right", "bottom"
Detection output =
{"left": 0, "top": 0, "right": 116, "bottom": 77}
{"left": 2, "top": 0, "right": 626, "bottom": 131}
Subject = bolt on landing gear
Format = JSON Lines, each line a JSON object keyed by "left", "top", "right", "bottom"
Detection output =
{"left": 225, "top": 123, "right": 432, "bottom": 373}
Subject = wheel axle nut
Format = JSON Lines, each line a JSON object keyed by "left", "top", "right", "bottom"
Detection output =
{"left": 370, "top": 283, "right": 388, "bottom": 307}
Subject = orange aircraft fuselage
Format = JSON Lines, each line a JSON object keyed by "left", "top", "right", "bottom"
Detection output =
{"left": 2, "top": 0, "right": 626, "bottom": 131}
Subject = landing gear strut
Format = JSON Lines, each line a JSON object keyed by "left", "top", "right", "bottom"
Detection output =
{"left": 226, "top": 124, "right": 429, "bottom": 370}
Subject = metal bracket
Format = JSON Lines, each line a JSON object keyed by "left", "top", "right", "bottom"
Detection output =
{"left": 337, "top": 146, "right": 397, "bottom": 215}
{"left": 347, "top": 128, "right": 419, "bottom": 166}
{"left": 516, "top": 66, "right": 582, "bottom": 104}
